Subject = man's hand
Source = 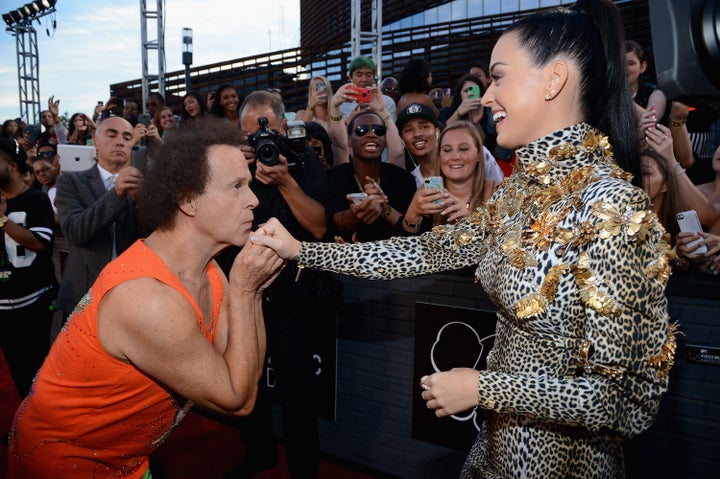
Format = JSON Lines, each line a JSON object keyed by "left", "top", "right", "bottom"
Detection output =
{"left": 229, "top": 238, "right": 285, "bottom": 294}
{"left": 254, "top": 154, "right": 291, "bottom": 186}
{"left": 48, "top": 95, "right": 60, "bottom": 119}
{"left": 114, "top": 166, "right": 144, "bottom": 201}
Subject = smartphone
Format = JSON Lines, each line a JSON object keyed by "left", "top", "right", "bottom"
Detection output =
{"left": 466, "top": 85, "right": 480, "bottom": 99}
{"left": 424, "top": 176, "right": 445, "bottom": 204}
{"left": 137, "top": 113, "right": 152, "bottom": 128}
{"left": 348, "top": 192, "right": 368, "bottom": 204}
{"left": 27, "top": 124, "right": 42, "bottom": 145}
{"left": 97, "top": 100, "right": 104, "bottom": 107}
{"left": 676, "top": 210, "right": 708, "bottom": 254}
{"left": 349, "top": 86, "right": 372, "bottom": 103}
{"left": 316, "top": 82, "right": 327, "bottom": 93}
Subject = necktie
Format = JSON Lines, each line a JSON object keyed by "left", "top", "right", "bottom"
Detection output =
{"left": 105, "top": 175, "right": 118, "bottom": 258}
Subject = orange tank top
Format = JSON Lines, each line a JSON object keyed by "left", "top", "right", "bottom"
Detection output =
{"left": 8, "top": 240, "right": 224, "bottom": 479}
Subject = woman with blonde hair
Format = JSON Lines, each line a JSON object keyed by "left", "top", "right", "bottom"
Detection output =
{"left": 401, "top": 121, "right": 495, "bottom": 233}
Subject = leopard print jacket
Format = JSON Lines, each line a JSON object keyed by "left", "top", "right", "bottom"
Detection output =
{"left": 296, "top": 123, "right": 676, "bottom": 478}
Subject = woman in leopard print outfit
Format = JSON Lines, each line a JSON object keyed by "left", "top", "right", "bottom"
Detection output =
{"left": 255, "top": 1, "right": 676, "bottom": 477}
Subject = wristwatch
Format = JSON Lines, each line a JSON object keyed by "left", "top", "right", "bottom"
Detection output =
{"left": 0, "top": 215, "right": 8, "bottom": 228}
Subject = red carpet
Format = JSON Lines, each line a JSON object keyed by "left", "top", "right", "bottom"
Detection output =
{"left": 0, "top": 348, "right": 376, "bottom": 479}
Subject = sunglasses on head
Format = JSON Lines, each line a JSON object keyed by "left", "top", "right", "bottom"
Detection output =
{"left": 354, "top": 124, "right": 386, "bottom": 137}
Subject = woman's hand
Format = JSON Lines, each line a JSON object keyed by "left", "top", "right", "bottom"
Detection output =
{"left": 420, "top": 368, "right": 481, "bottom": 417}
{"left": 145, "top": 124, "right": 162, "bottom": 142}
{"left": 644, "top": 123, "right": 674, "bottom": 164}
{"left": 250, "top": 217, "right": 302, "bottom": 261}
{"left": 440, "top": 191, "right": 471, "bottom": 223}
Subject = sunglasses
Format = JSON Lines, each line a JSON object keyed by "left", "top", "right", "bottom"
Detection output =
{"left": 354, "top": 124, "right": 386, "bottom": 137}
{"left": 36, "top": 151, "right": 55, "bottom": 159}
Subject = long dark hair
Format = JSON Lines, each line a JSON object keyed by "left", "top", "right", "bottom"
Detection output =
{"left": 447, "top": 74, "right": 484, "bottom": 118}
{"left": 181, "top": 91, "right": 208, "bottom": 122}
{"left": 210, "top": 84, "right": 243, "bottom": 119}
{"left": 504, "top": 0, "right": 640, "bottom": 183}
{"left": 398, "top": 57, "right": 433, "bottom": 95}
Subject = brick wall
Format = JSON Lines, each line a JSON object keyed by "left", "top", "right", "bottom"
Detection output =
{"left": 307, "top": 268, "right": 719, "bottom": 478}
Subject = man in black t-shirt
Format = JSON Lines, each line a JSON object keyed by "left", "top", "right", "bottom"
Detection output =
{"left": 0, "top": 138, "right": 57, "bottom": 398}
{"left": 326, "top": 110, "right": 416, "bottom": 242}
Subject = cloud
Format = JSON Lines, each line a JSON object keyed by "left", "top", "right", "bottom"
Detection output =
{"left": 0, "top": 0, "right": 299, "bottom": 122}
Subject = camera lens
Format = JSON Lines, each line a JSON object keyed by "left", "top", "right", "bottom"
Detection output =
{"left": 256, "top": 140, "right": 279, "bottom": 166}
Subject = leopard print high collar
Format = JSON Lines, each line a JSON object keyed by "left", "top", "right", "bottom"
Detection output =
{"left": 514, "top": 122, "right": 631, "bottom": 186}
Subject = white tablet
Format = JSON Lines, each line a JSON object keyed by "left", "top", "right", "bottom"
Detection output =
{"left": 58, "top": 144, "right": 96, "bottom": 172}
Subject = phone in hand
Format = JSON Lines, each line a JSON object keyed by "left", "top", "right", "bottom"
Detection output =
{"left": 466, "top": 85, "right": 480, "bottom": 99}
{"left": 348, "top": 192, "right": 368, "bottom": 204}
{"left": 424, "top": 176, "right": 445, "bottom": 204}
{"left": 26, "top": 124, "right": 42, "bottom": 145}
{"left": 676, "top": 210, "right": 708, "bottom": 254}
{"left": 137, "top": 113, "right": 152, "bottom": 128}
{"left": 349, "top": 86, "right": 372, "bottom": 103}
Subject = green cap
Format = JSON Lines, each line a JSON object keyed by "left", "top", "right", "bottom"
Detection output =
{"left": 349, "top": 56, "right": 376, "bottom": 74}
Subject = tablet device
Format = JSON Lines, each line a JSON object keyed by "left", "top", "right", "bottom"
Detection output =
{"left": 58, "top": 144, "right": 96, "bottom": 172}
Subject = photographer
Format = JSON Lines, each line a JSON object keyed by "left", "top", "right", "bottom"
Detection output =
{"left": 220, "top": 90, "right": 331, "bottom": 479}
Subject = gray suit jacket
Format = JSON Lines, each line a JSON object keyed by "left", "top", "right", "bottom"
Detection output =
{"left": 54, "top": 164, "right": 140, "bottom": 313}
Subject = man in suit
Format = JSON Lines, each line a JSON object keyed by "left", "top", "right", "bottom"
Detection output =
{"left": 54, "top": 116, "right": 143, "bottom": 319}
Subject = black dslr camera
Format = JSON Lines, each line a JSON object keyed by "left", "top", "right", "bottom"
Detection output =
{"left": 247, "top": 117, "right": 306, "bottom": 169}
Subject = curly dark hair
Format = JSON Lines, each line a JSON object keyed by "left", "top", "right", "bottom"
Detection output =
{"left": 138, "top": 116, "right": 246, "bottom": 231}
{"left": 397, "top": 57, "right": 433, "bottom": 95}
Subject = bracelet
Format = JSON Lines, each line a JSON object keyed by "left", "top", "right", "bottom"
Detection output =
{"left": 668, "top": 118, "right": 687, "bottom": 127}
{"left": 381, "top": 202, "right": 392, "bottom": 218}
{"left": 329, "top": 112, "right": 343, "bottom": 122}
{"left": 455, "top": 110, "right": 463, "bottom": 119}
{"left": 403, "top": 216, "right": 422, "bottom": 229}
{"left": 307, "top": 104, "right": 315, "bottom": 111}
{"left": 674, "top": 162, "right": 686, "bottom": 176}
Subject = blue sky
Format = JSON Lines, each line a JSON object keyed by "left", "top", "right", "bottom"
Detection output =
{"left": 1, "top": 0, "right": 300, "bottom": 123}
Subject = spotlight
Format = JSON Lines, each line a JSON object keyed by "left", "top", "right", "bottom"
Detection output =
{"left": 26, "top": 3, "right": 40, "bottom": 13}
{"left": 3, "top": 13, "right": 13, "bottom": 26}
{"left": 21, "top": 5, "right": 31, "bottom": 16}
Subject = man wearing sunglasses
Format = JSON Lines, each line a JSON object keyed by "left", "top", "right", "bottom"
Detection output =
{"left": 326, "top": 110, "right": 416, "bottom": 242}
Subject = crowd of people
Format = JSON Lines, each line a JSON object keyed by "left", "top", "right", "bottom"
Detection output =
{"left": 1, "top": 0, "right": 719, "bottom": 477}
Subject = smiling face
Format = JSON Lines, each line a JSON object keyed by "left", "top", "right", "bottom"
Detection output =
{"left": 350, "top": 113, "right": 386, "bottom": 161}
{"left": 158, "top": 108, "right": 176, "bottom": 131}
{"left": 439, "top": 128, "right": 480, "bottom": 184}
{"left": 483, "top": 32, "right": 553, "bottom": 150}
{"left": 400, "top": 118, "right": 438, "bottom": 160}
{"left": 219, "top": 87, "right": 240, "bottom": 114}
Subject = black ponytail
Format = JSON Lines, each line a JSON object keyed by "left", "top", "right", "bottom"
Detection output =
{"left": 506, "top": 0, "right": 640, "bottom": 184}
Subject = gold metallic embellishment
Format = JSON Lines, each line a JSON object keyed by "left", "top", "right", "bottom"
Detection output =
{"left": 501, "top": 230, "right": 537, "bottom": 269}
{"left": 575, "top": 339, "right": 626, "bottom": 381}
{"left": 523, "top": 210, "right": 565, "bottom": 251}
{"left": 514, "top": 292, "right": 547, "bottom": 319}
{"left": 540, "top": 263, "right": 569, "bottom": 302}
{"left": 647, "top": 322, "right": 679, "bottom": 380}
{"left": 548, "top": 143, "right": 578, "bottom": 160}
{"left": 571, "top": 253, "right": 622, "bottom": 317}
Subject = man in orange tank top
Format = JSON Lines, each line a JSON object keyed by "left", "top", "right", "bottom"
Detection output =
{"left": 8, "top": 118, "right": 286, "bottom": 479}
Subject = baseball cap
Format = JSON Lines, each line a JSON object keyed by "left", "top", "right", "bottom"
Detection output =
{"left": 395, "top": 103, "right": 439, "bottom": 131}
{"left": 348, "top": 56, "right": 376, "bottom": 74}
{"left": 0, "top": 137, "right": 26, "bottom": 166}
